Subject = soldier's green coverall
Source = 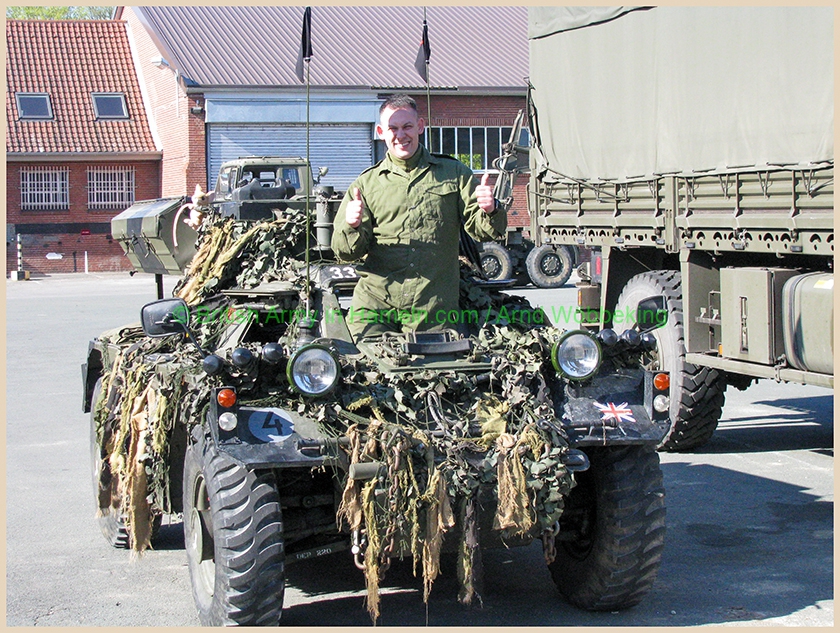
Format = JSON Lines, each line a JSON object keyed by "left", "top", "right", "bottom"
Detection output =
{"left": 331, "top": 146, "right": 506, "bottom": 339}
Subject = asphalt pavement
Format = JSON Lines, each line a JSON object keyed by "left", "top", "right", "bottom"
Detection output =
{"left": 4, "top": 272, "right": 834, "bottom": 626}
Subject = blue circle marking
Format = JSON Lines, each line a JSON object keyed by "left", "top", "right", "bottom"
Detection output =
{"left": 246, "top": 408, "right": 294, "bottom": 443}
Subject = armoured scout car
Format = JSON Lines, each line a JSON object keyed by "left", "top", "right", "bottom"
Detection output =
{"left": 83, "top": 157, "right": 671, "bottom": 625}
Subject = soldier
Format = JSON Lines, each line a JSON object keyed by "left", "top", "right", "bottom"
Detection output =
{"left": 332, "top": 94, "right": 506, "bottom": 339}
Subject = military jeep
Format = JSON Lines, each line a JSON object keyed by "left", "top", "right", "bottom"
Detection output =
{"left": 83, "top": 158, "right": 670, "bottom": 625}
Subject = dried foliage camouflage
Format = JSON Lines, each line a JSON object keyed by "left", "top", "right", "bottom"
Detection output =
{"left": 92, "top": 207, "right": 577, "bottom": 619}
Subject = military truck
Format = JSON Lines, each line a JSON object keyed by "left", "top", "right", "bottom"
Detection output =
{"left": 83, "top": 156, "right": 671, "bottom": 625}
{"left": 525, "top": 6, "right": 834, "bottom": 451}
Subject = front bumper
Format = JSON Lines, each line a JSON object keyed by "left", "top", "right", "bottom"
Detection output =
{"left": 209, "top": 397, "right": 347, "bottom": 470}
{"left": 562, "top": 367, "right": 670, "bottom": 446}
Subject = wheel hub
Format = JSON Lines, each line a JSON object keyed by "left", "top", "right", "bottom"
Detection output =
{"left": 482, "top": 255, "right": 502, "bottom": 278}
{"left": 540, "top": 253, "right": 561, "bottom": 276}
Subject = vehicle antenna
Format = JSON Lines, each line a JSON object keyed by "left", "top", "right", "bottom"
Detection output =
{"left": 303, "top": 8, "right": 312, "bottom": 314}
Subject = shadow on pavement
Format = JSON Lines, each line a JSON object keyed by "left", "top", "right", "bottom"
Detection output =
{"left": 697, "top": 394, "right": 833, "bottom": 454}
{"left": 276, "top": 459, "right": 832, "bottom": 626}
{"left": 150, "top": 520, "right": 185, "bottom": 551}
{"left": 657, "top": 461, "right": 832, "bottom": 625}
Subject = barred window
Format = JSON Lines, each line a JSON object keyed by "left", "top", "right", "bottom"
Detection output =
{"left": 87, "top": 167, "right": 135, "bottom": 209}
{"left": 20, "top": 166, "right": 69, "bottom": 210}
{"left": 424, "top": 126, "right": 529, "bottom": 172}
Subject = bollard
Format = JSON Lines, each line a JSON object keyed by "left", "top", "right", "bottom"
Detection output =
{"left": 10, "top": 234, "right": 30, "bottom": 281}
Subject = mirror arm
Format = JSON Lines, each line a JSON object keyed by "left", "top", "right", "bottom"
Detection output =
{"left": 182, "top": 330, "right": 209, "bottom": 358}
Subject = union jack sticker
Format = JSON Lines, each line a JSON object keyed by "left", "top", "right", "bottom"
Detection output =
{"left": 593, "top": 401, "right": 636, "bottom": 424}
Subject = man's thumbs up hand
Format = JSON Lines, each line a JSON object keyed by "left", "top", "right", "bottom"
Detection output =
{"left": 346, "top": 187, "right": 364, "bottom": 228}
{"left": 476, "top": 172, "right": 496, "bottom": 214}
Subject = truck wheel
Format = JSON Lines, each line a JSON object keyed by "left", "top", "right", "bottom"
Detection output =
{"left": 614, "top": 270, "right": 725, "bottom": 451}
{"left": 549, "top": 445, "right": 666, "bottom": 611}
{"left": 90, "top": 378, "right": 162, "bottom": 548}
{"left": 183, "top": 431, "right": 285, "bottom": 626}
{"left": 479, "top": 241, "right": 514, "bottom": 280}
{"left": 526, "top": 244, "right": 573, "bottom": 288}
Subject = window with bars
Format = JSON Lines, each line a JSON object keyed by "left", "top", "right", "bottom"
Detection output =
{"left": 20, "top": 167, "right": 69, "bottom": 210}
{"left": 423, "top": 126, "right": 530, "bottom": 172}
{"left": 87, "top": 167, "right": 135, "bottom": 209}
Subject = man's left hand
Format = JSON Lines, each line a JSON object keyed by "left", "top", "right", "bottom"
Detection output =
{"left": 476, "top": 172, "right": 496, "bottom": 214}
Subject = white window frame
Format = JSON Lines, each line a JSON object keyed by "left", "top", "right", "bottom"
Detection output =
{"left": 424, "top": 125, "right": 530, "bottom": 173}
{"left": 87, "top": 166, "right": 135, "bottom": 209}
{"left": 20, "top": 166, "right": 69, "bottom": 210}
{"left": 91, "top": 93, "right": 129, "bottom": 120}
{"left": 16, "top": 92, "right": 53, "bottom": 120}
{"left": 424, "top": 126, "right": 509, "bottom": 172}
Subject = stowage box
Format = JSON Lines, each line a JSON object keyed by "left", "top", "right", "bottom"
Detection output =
{"left": 111, "top": 197, "right": 197, "bottom": 276}
{"left": 720, "top": 267, "right": 800, "bottom": 365}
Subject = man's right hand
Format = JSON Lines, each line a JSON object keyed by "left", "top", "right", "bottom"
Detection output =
{"left": 346, "top": 188, "right": 363, "bottom": 228}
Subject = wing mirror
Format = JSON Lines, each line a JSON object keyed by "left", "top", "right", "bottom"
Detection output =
{"left": 141, "top": 297, "right": 190, "bottom": 337}
{"left": 635, "top": 296, "right": 668, "bottom": 332}
{"left": 140, "top": 297, "right": 209, "bottom": 358}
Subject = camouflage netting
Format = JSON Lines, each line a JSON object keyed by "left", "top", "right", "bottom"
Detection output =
{"left": 92, "top": 205, "right": 576, "bottom": 619}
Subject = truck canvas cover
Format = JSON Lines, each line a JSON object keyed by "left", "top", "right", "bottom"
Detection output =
{"left": 528, "top": 6, "right": 834, "bottom": 182}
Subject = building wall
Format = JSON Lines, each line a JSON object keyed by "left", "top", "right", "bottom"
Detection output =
{"left": 5, "top": 160, "right": 160, "bottom": 274}
{"left": 124, "top": 9, "right": 207, "bottom": 197}
{"left": 126, "top": 3, "right": 527, "bottom": 230}
{"left": 418, "top": 94, "right": 526, "bottom": 128}
{"left": 185, "top": 98, "right": 208, "bottom": 191}
{"left": 417, "top": 94, "right": 531, "bottom": 231}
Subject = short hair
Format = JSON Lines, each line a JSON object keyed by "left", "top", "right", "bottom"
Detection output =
{"left": 379, "top": 94, "right": 418, "bottom": 116}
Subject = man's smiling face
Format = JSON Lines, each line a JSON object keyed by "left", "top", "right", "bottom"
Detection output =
{"left": 377, "top": 106, "right": 425, "bottom": 161}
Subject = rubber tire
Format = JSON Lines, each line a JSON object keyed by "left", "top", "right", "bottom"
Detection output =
{"left": 526, "top": 244, "right": 574, "bottom": 288}
{"left": 91, "top": 378, "right": 163, "bottom": 549}
{"left": 549, "top": 445, "right": 666, "bottom": 611}
{"left": 183, "top": 431, "right": 285, "bottom": 626}
{"left": 614, "top": 270, "right": 725, "bottom": 451}
{"left": 479, "top": 241, "right": 514, "bottom": 280}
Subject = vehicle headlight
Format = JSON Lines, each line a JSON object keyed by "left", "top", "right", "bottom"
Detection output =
{"left": 551, "top": 330, "right": 601, "bottom": 381}
{"left": 286, "top": 344, "right": 339, "bottom": 396}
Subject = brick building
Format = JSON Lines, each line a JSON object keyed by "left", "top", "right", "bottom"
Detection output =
{"left": 118, "top": 5, "right": 531, "bottom": 227}
{"left": 6, "top": 8, "right": 531, "bottom": 276}
{"left": 5, "top": 19, "right": 161, "bottom": 275}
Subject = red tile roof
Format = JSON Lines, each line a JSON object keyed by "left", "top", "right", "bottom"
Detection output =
{"left": 6, "top": 20, "right": 158, "bottom": 155}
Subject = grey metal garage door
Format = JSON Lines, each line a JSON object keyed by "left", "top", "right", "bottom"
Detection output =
{"left": 207, "top": 123, "right": 373, "bottom": 192}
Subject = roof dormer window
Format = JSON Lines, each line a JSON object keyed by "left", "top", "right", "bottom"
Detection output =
{"left": 16, "top": 93, "right": 53, "bottom": 120}
{"left": 92, "top": 93, "right": 128, "bottom": 119}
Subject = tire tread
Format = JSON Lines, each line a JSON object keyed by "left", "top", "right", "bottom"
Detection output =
{"left": 549, "top": 445, "right": 666, "bottom": 611}
{"left": 615, "top": 270, "right": 725, "bottom": 451}
{"left": 184, "top": 434, "right": 285, "bottom": 626}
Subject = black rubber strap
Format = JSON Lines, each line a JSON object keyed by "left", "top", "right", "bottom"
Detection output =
{"left": 403, "top": 338, "right": 472, "bottom": 355}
